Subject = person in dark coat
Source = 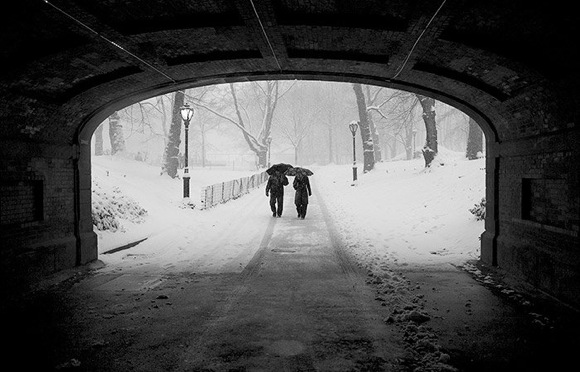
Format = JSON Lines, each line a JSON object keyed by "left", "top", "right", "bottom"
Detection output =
{"left": 265, "top": 171, "right": 289, "bottom": 217}
{"left": 293, "top": 174, "right": 312, "bottom": 219}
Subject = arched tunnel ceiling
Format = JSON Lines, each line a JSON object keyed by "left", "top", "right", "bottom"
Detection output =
{"left": 1, "top": 0, "right": 578, "bottom": 141}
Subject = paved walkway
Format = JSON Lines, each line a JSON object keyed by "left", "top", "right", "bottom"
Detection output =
{"left": 3, "top": 192, "right": 579, "bottom": 371}
{"left": 177, "top": 195, "right": 405, "bottom": 370}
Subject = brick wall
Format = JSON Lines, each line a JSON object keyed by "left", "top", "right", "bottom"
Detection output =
{"left": 495, "top": 133, "right": 579, "bottom": 306}
{"left": 0, "top": 141, "right": 96, "bottom": 287}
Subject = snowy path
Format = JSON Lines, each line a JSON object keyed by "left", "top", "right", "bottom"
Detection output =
{"left": 94, "top": 153, "right": 486, "bottom": 281}
{"left": 98, "top": 186, "right": 275, "bottom": 275}
{"left": 178, "top": 192, "right": 405, "bottom": 371}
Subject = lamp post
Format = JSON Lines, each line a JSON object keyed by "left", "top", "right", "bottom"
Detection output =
{"left": 180, "top": 103, "right": 194, "bottom": 199}
{"left": 266, "top": 137, "right": 272, "bottom": 168}
{"left": 349, "top": 121, "right": 359, "bottom": 182}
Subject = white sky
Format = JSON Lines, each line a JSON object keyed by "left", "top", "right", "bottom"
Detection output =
{"left": 93, "top": 148, "right": 485, "bottom": 275}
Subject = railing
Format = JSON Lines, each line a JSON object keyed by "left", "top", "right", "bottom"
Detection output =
{"left": 200, "top": 171, "right": 268, "bottom": 210}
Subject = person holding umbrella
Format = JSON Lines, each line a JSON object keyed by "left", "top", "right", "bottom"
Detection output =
{"left": 287, "top": 167, "right": 313, "bottom": 219}
{"left": 265, "top": 164, "right": 291, "bottom": 217}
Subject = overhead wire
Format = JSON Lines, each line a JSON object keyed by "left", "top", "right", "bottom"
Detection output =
{"left": 248, "top": 0, "right": 282, "bottom": 71}
{"left": 391, "top": 0, "right": 447, "bottom": 80}
{"left": 44, "top": 0, "right": 444, "bottom": 83}
{"left": 42, "top": 0, "right": 177, "bottom": 84}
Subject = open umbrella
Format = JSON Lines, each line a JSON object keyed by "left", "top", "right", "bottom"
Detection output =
{"left": 266, "top": 163, "right": 293, "bottom": 175}
{"left": 285, "top": 167, "right": 314, "bottom": 177}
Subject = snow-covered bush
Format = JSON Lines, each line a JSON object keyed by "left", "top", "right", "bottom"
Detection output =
{"left": 92, "top": 200, "right": 121, "bottom": 232}
{"left": 469, "top": 197, "right": 486, "bottom": 220}
{"left": 92, "top": 181, "right": 147, "bottom": 231}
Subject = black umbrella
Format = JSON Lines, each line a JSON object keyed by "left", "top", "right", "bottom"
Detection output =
{"left": 285, "top": 167, "right": 314, "bottom": 177}
{"left": 266, "top": 163, "right": 294, "bottom": 175}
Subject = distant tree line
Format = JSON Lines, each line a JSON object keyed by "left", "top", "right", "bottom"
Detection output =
{"left": 93, "top": 81, "right": 484, "bottom": 178}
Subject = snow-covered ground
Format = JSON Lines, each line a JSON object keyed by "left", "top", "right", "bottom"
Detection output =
{"left": 315, "top": 148, "right": 486, "bottom": 272}
{"left": 92, "top": 149, "right": 485, "bottom": 275}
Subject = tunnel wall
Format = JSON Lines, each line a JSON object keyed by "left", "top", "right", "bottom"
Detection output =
{"left": 495, "top": 132, "right": 579, "bottom": 304}
{"left": 0, "top": 139, "right": 97, "bottom": 288}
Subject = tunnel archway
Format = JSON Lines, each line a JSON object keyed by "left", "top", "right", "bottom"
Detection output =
{"left": 78, "top": 75, "right": 498, "bottom": 265}
{"left": 2, "top": 0, "right": 577, "bottom": 308}
{"left": 86, "top": 78, "right": 490, "bottom": 272}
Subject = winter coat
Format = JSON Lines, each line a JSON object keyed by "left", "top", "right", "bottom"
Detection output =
{"left": 266, "top": 174, "right": 289, "bottom": 196}
{"left": 293, "top": 176, "right": 312, "bottom": 205}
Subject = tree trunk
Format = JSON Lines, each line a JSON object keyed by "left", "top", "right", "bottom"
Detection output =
{"left": 162, "top": 90, "right": 185, "bottom": 178}
{"left": 368, "top": 114, "right": 382, "bottom": 162}
{"left": 229, "top": 83, "right": 270, "bottom": 168}
{"left": 365, "top": 86, "right": 382, "bottom": 162}
{"left": 352, "top": 83, "right": 375, "bottom": 172}
{"left": 294, "top": 146, "right": 298, "bottom": 165}
{"left": 108, "top": 111, "right": 125, "bottom": 155}
{"left": 405, "top": 131, "right": 413, "bottom": 160}
{"left": 416, "top": 95, "right": 438, "bottom": 167}
{"left": 258, "top": 150, "right": 267, "bottom": 168}
{"left": 390, "top": 136, "right": 397, "bottom": 159}
{"left": 466, "top": 117, "right": 483, "bottom": 160}
{"left": 94, "top": 123, "right": 104, "bottom": 156}
{"left": 256, "top": 81, "right": 278, "bottom": 168}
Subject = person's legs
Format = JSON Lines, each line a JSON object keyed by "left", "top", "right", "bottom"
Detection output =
{"left": 269, "top": 194, "right": 277, "bottom": 216}
{"left": 302, "top": 203, "right": 308, "bottom": 218}
{"left": 276, "top": 194, "right": 284, "bottom": 217}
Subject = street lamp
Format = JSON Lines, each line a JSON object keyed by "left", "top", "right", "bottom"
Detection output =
{"left": 349, "top": 121, "right": 359, "bottom": 183}
{"left": 266, "top": 137, "right": 272, "bottom": 168}
{"left": 180, "top": 103, "right": 194, "bottom": 198}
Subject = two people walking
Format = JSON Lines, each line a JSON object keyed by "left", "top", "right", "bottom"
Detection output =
{"left": 265, "top": 170, "right": 312, "bottom": 219}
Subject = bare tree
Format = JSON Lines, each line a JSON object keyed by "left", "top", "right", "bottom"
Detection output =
{"left": 352, "top": 83, "right": 375, "bottom": 172}
{"left": 466, "top": 116, "right": 483, "bottom": 159}
{"left": 108, "top": 111, "right": 125, "bottom": 155}
{"left": 308, "top": 81, "right": 353, "bottom": 165}
{"left": 279, "top": 97, "right": 315, "bottom": 165}
{"left": 364, "top": 85, "right": 383, "bottom": 162}
{"left": 194, "top": 81, "right": 294, "bottom": 168}
{"left": 368, "top": 90, "right": 419, "bottom": 160}
{"left": 416, "top": 94, "right": 438, "bottom": 167}
{"left": 117, "top": 94, "right": 173, "bottom": 163}
{"left": 94, "top": 123, "right": 104, "bottom": 156}
{"left": 161, "top": 90, "right": 185, "bottom": 178}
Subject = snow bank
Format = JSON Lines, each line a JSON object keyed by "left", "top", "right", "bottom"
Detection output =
{"left": 314, "top": 148, "right": 485, "bottom": 271}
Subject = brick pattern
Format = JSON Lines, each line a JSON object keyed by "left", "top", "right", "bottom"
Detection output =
{"left": 0, "top": 180, "right": 43, "bottom": 225}
{"left": 522, "top": 178, "right": 573, "bottom": 231}
{"left": 0, "top": 144, "right": 76, "bottom": 254}
{"left": 499, "top": 150, "right": 578, "bottom": 234}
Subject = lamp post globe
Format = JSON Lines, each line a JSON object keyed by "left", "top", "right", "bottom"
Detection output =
{"left": 349, "top": 121, "right": 358, "bottom": 183}
{"left": 180, "top": 103, "right": 194, "bottom": 199}
{"left": 349, "top": 122, "right": 358, "bottom": 136}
